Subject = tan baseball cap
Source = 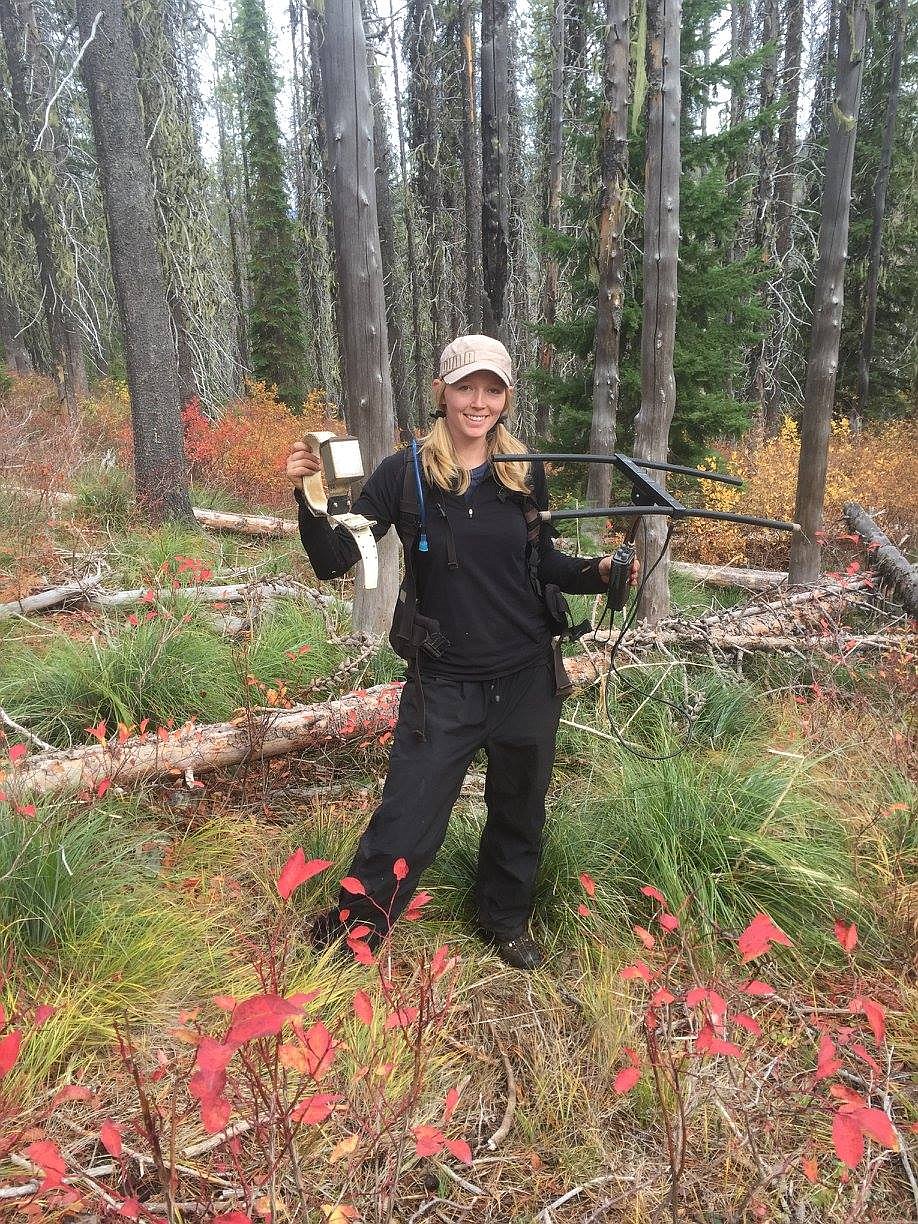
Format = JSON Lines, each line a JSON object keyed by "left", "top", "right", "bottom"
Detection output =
{"left": 438, "top": 334, "right": 513, "bottom": 386}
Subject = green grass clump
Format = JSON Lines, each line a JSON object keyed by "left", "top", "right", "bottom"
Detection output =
{"left": 0, "top": 613, "right": 240, "bottom": 745}
{"left": 113, "top": 522, "right": 222, "bottom": 590}
{"left": 247, "top": 599, "right": 344, "bottom": 696}
{"left": 73, "top": 462, "right": 133, "bottom": 529}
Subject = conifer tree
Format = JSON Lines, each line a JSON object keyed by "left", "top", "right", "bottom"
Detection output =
{"left": 234, "top": 0, "right": 308, "bottom": 411}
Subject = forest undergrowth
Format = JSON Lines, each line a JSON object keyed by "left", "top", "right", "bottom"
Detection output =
{"left": 0, "top": 379, "right": 915, "bottom": 1222}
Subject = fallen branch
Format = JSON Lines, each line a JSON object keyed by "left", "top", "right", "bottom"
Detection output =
{"left": 0, "top": 573, "right": 103, "bottom": 618}
{"left": 843, "top": 502, "right": 918, "bottom": 618}
{"left": 484, "top": 1021, "right": 516, "bottom": 1151}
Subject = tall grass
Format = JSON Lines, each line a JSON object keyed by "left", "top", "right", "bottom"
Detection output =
{"left": 247, "top": 600, "right": 344, "bottom": 695}
{"left": 72, "top": 462, "right": 133, "bottom": 529}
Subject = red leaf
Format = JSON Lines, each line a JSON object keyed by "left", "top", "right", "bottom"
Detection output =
{"left": 737, "top": 912, "right": 793, "bottom": 962}
{"left": 641, "top": 884, "right": 668, "bottom": 905}
{"left": 738, "top": 979, "right": 774, "bottom": 996}
{"left": 393, "top": 857, "right": 409, "bottom": 880}
{"left": 211, "top": 1214, "right": 253, "bottom": 1224}
{"left": 404, "top": 890, "right": 432, "bottom": 920}
{"left": 25, "top": 1139, "right": 67, "bottom": 1189}
{"left": 577, "top": 903, "right": 592, "bottom": 917}
{"left": 290, "top": 1093, "right": 341, "bottom": 1125}
{"left": 8, "top": 743, "right": 27, "bottom": 762}
{"left": 695, "top": 1024, "right": 742, "bottom": 1057}
{"left": 651, "top": 988, "right": 676, "bottom": 1007}
{"left": 443, "top": 1087, "right": 460, "bottom": 1122}
{"left": 226, "top": 993, "right": 302, "bottom": 1045}
{"left": 685, "top": 987, "right": 726, "bottom": 1015}
{"left": 816, "top": 1034, "right": 842, "bottom": 1081}
{"left": 733, "top": 1013, "right": 762, "bottom": 1037}
{"left": 340, "top": 876, "right": 366, "bottom": 896}
{"left": 347, "top": 938, "right": 375, "bottom": 965}
{"left": 384, "top": 1007, "right": 420, "bottom": 1030}
{"left": 633, "top": 925, "right": 656, "bottom": 949}
{"left": 119, "top": 1199, "right": 141, "bottom": 1218}
{"left": 212, "top": 995, "right": 237, "bottom": 1011}
{"left": 51, "top": 1084, "right": 95, "bottom": 1108}
{"left": 302, "top": 1021, "right": 336, "bottom": 1080}
{"left": 801, "top": 1156, "right": 819, "bottom": 1183}
{"left": 856, "top": 1107, "right": 898, "bottom": 1150}
{"left": 277, "top": 850, "right": 332, "bottom": 900}
{"left": 430, "top": 944, "right": 452, "bottom": 979}
{"left": 833, "top": 1110, "right": 864, "bottom": 1169}
{"left": 619, "top": 961, "right": 653, "bottom": 983}
{"left": 348, "top": 924, "right": 372, "bottom": 939}
{"left": 579, "top": 872, "right": 596, "bottom": 897}
{"left": 95, "top": 778, "right": 112, "bottom": 798}
{"left": 614, "top": 1065, "right": 641, "bottom": 1094}
{"left": 0, "top": 1030, "right": 22, "bottom": 1076}
{"left": 658, "top": 912, "right": 680, "bottom": 931}
{"left": 413, "top": 1125, "right": 445, "bottom": 1157}
{"left": 850, "top": 1042, "right": 881, "bottom": 1075}
{"left": 445, "top": 1138, "right": 473, "bottom": 1164}
{"left": 833, "top": 920, "right": 858, "bottom": 953}
{"left": 830, "top": 1083, "right": 866, "bottom": 1109}
{"left": 85, "top": 720, "right": 108, "bottom": 743}
{"left": 850, "top": 995, "right": 886, "bottom": 1045}
{"left": 100, "top": 1120, "right": 122, "bottom": 1158}
{"left": 188, "top": 1036, "right": 233, "bottom": 1135}
{"left": 353, "top": 990, "right": 373, "bottom": 1025}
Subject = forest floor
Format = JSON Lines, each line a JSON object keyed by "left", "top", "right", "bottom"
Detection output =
{"left": 0, "top": 380, "right": 916, "bottom": 1223}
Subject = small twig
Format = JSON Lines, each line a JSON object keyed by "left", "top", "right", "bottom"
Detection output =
{"left": 182, "top": 1120, "right": 252, "bottom": 1158}
{"left": 439, "top": 1162, "right": 485, "bottom": 1196}
{"left": 537, "top": 1174, "right": 632, "bottom": 1220}
{"left": 0, "top": 706, "right": 54, "bottom": 752}
{"left": 483, "top": 1023, "right": 516, "bottom": 1151}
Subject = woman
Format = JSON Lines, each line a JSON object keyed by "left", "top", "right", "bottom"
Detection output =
{"left": 286, "top": 335, "right": 625, "bottom": 970}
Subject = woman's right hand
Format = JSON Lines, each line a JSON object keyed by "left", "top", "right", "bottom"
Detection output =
{"left": 285, "top": 440, "right": 323, "bottom": 487}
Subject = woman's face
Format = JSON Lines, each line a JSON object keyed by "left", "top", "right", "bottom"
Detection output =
{"left": 436, "top": 370, "right": 509, "bottom": 450}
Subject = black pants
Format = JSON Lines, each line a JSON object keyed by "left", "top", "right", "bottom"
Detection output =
{"left": 333, "top": 655, "right": 563, "bottom": 943}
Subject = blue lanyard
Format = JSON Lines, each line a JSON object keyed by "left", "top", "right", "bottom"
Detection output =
{"left": 411, "top": 439, "right": 429, "bottom": 553}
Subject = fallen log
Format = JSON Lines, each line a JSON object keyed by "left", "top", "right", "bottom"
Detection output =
{"left": 1, "top": 651, "right": 610, "bottom": 799}
{"left": 88, "top": 577, "right": 335, "bottom": 609}
{"left": 671, "top": 561, "right": 787, "bottom": 591}
{"left": 0, "top": 573, "right": 103, "bottom": 618}
{"left": 843, "top": 501, "right": 918, "bottom": 618}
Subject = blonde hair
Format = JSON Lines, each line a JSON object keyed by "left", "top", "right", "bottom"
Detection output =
{"left": 420, "top": 384, "right": 531, "bottom": 495}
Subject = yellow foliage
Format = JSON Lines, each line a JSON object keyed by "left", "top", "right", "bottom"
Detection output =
{"left": 678, "top": 419, "right": 918, "bottom": 569}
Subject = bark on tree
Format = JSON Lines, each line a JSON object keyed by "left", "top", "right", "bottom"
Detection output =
{"left": 748, "top": 0, "right": 779, "bottom": 415}
{"left": 74, "top": 0, "right": 194, "bottom": 525}
{"left": 480, "top": 0, "right": 510, "bottom": 338}
{"left": 633, "top": 0, "right": 681, "bottom": 626}
{"left": 388, "top": 0, "right": 425, "bottom": 425}
{"left": 460, "top": 0, "right": 483, "bottom": 333}
{"left": 587, "top": 0, "right": 630, "bottom": 510}
{"left": 856, "top": 0, "right": 906, "bottom": 422}
{"left": 0, "top": 286, "right": 32, "bottom": 373}
{"left": 0, "top": 0, "right": 89, "bottom": 411}
{"left": 315, "top": 0, "right": 400, "bottom": 634}
{"left": 764, "top": 0, "right": 804, "bottom": 434}
{"left": 536, "top": 0, "right": 565, "bottom": 382}
{"left": 788, "top": 0, "right": 868, "bottom": 585}
{"left": 215, "top": 85, "right": 250, "bottom": 383}
{"left": 843, "top": 500, "right": 918, "bottom": 617}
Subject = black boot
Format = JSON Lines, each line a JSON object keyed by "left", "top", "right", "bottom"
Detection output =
{"left": 479, "top": 928, "right": 544, "bottom": 971}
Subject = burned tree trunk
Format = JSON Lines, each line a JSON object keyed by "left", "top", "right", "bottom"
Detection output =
{"left": 480, "top": 0, "right": 510, "bottom": 338}
{"left": 856, "top": 0, "right": 906, "bottom": 421}
{"left": 633, "top": 0, "right": 681, "bottom": 625}
{"left": 460, "top": 0, "right": 483, "bottom": 333}
{"left": 315, "top": 0, "right": 400, "bottom": 634}
{"left": 587, "top": 0, "right": 630, "bottom": 509}
{"left": 788, "top": 0, "right": 868, "bottom": 585}
{"left": 74, "top": 0, "right": 193, "bottom": 525}
{"left": 536, "top": 0, "right": 564, "bottom": 380}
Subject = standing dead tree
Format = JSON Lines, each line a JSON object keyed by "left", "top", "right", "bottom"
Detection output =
{"left": 0, "top": 0, "right": 89, "bottom": 410}
{"left": 315, "top": 0, "right": 400, "bottom": 634}
{"left": 633, "top": 0, "right": 681, "bottom": 625}
{"left": 587, "top": 0, "right": 630, "bottom": 510}
{"left": 856, "top": 0, "right": 907, "bottom": 422}
{"left": 789, "top": 0, "right": 869, "bottom": 585}
{"left": 459, "top": 0, "right": 483, "bottom": 333}
{"left": 536, "top": 0, "right": 564, "bottom": 381}
{"left": 75, "top": 0, "right": 194, "bottom": 525}
{"left": 480, "top": 0, "right": 510, "bottom": 338}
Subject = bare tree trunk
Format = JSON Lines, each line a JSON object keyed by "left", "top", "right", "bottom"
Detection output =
{"left": 748, "top": 0, "right": 779, "bottom": 416}
{"left": 215, "top": 84, "right": 250, "bottom": 383}
{"left": 365, "top": 1, "right": 411, "bottom": 444}
{"left": 633, "top": 0, "right": 681, "bottom": 626}
{"left": 587, "top": 0, "right": 630, "bottom": 510}
{"left": 315, "top": 0, "right": 399, "bottom": 633}
{"left": 788, "top": 0, "right": 868, "bottom": 585}
{"left": 536, "top": 0, "right": 565, "bottom": 384}
{"left": 75, "top": 0, "right": 194, "bottom": 525}
{"left": 856, "top": 0, "right": 905, "bottom": 422}
{"left": 481, "top": 0, "right": 510, "bottom": 339}
{"left": 460, "top": 0, "right": 483, "bottom": 332}
{"left": 764, "top": 0, "right": 804, "bottom": 434}
{"left": 0, "top": 286, "right": 32, "bottom": 373}
{"left": 0, "top": 0, "right": 89, "bottom": 411}
{"left": 388, "top": 0, "right": 425, "bottom": 426}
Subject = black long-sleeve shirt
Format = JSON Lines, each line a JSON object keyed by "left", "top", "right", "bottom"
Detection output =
{"left": 294, "top": 453, "right": 607, "bottom": 680}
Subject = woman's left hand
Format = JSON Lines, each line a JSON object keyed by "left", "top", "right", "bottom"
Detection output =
{"left": 597, "top": 555, "right": 640, "bottom": 586}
